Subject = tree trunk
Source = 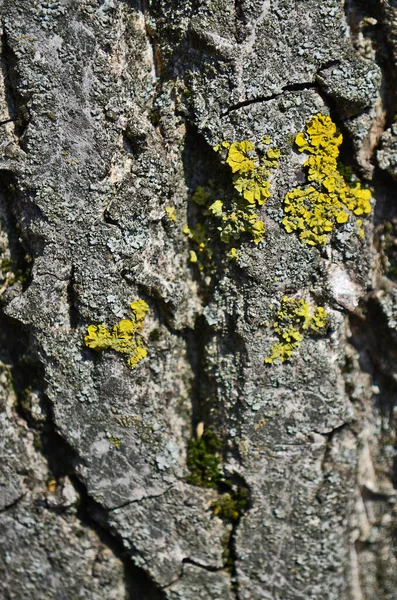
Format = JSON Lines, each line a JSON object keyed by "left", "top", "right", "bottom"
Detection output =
{"left": 0, "top": 1, "right": 396, "bottom": 598}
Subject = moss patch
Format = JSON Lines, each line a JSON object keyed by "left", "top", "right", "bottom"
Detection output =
{"left": 186, "top": 428, "right": 222, "bottom": 488}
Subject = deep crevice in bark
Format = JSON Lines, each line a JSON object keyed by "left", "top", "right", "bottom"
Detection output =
{"left": 179, "top": 124, "right": 253, "bottom": 597}
{"left": 223, "top": 82, "right": 319, "bottom": 116}
{"left": 1, "top": 22, "right": 31, "bottom": 142}
{"left": 349, "top": 297, "right": 397, "bottom": 496}
{"left": 234, "top": 0, "right": 247, "bottom": 44}
{"left": 346, "top": 0, "right": 397, "bottom": 128}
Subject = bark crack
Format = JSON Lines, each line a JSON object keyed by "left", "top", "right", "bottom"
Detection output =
{"left": 222, "top": 82, "right": 318, "bottom": 116}
{"left": 107, "top": 486, "right": 176, "bottom": 512}
{"left": 1, "top": 21, "right": 30, "bottom": 144}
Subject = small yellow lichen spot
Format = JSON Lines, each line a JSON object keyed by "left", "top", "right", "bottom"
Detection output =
{"left": 84, "top": 300, "right": 149, "bottom": 370}
{"left": 165, "top": 206, "right": 177, "bottom": 221}
{"left": 251, "top": 220, "right": 265, "bottom": 244}
{"left": 226, "top": 140, "right": 256, "bottom": 174}
{"left": 127, "top": 346, "right": 148, "bottom": 369}
{"left": 208, "top": 200, "right": 223, "bottom": 217}
{"left": 84, "top": 324, "right": 112, "bottom": 351}
{"left": 131, "top": 299, "right": 149, "bottom": 323}
{"left": 265, "top": 297, "right": 327, "bottom": 364}
{"left": 47, "top": 478, "right": 57, "bottom": 493}
{"left": 109, "top": 436, "right": 121, "bottom": 449}
{"left": 189, "top": 250, "right": 198, "bottom": 263}
{"left": 266, "top": 148, "right": 281, "bottom": 160}
{"left": 227, "top": 247, "right": 239, "bottom": 260}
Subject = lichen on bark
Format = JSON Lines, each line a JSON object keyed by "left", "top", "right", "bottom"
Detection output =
{"left": 0, "top": 0, "right": 396, "bottom": 599}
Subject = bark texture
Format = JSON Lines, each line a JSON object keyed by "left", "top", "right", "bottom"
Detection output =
{"left": 0, "top": 0, "right": 396, "bottom": 598}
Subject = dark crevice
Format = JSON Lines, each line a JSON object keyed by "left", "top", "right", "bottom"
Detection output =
{"left": 223, "top": 60, "right": 342, "bottom": 116}
{"left": 71, "top": 477, "right": 167, "bottom": 600}
{"left": 66, "top": 265, "right": 80, "bottom": 329}
{"left": 349, "top": 297, "right": 397, "bottom": 494}
{"left": 0, "top": 171, "right": 33, "bottom": 293}
{"left": 345, "top": 294, "right": 397, "bottom": 580}
{"left": 107, "top": 486, "right": 174, "bottom": 512}
{"left": 1, "top": 23, "right": 31, "bottom": 142}
{"left": 234, "top": 0, "right": 247, "bottom": 44}
{"left": 103, "top": 206, "right": 124, "bottom": 231}
{"left": 315, "top": 423, "right": 351, "bottom": 505}
{"left": 0, "top": 492, "right": 26, "bottom": 514}
{"left": 345, "top": 0, "right": 397, "bottom": 129}
{"left": 177, "top": 124, "right": 252, "bottom": 598}
{"left": 182, "top": 557, "right": 224, "bottom": 572}
{"left": 223, "top": 82, "right": 319, "bottom": 116}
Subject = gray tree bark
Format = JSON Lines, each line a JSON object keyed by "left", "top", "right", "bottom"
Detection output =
{"left": 0, "top": 0, "right": 396, "bottom": 598}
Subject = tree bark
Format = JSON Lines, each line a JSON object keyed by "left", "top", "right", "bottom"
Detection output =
{"left": 0, "top": 0, "right": 396, "bottom": 598}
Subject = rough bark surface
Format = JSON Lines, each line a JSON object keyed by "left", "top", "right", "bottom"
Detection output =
{"left": 0, "top": 0, "right": 396, "bottom": 599}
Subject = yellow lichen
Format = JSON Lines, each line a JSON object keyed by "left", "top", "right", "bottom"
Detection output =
{"left": 183, "top": 223, "right": 213, "bottom": 270}
{"left": 265, "top": 297, "right": 327, "bottom": 364}
{"left": 109, "top": 436, "right": 121, "bottom": 449}
{"left": 227, "top": 247, "right": 239, "bottom": 261}
{"left": 283, "top": 113, "right": 371, "bottom": 246}
{"left": 84, "top": 300, "right": 149, "bottom": 370}
{"left": 184, "top": 136, "right": 279, "bottom": 270}
{"left": 165, "top": 206, "right": 177, "bottom": 221}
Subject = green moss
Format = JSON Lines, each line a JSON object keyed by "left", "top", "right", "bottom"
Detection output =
{"left": 186, "top": 429, "right": 222, "bottom": 488}
{"left": 149, "top": 108, "right": 161, "bottom": 126}
{"left": 33, "top": 431, "right": 42, "bottom": 451}
{"left": 187, "top": 428, "right": 250, "bottom": 524}
{"left": 221, "top": 539, "right": 233, "bottom": 573}
{"left": 18, "top": 386, "right": 32, "bottom": 415}
{"left": 0, "top": 258, "right": 16, "bottom": 272}
{"left": 211, "top": 488, "right": 249, "bottom": 522}
{"left": 0, "top": 257, "right": 31, "bottom": 286}
{"left": 149, "top": 328, "right": 161, "bottom": 341}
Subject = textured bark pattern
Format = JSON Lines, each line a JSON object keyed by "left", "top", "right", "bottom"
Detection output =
{"left": 0, "top": 0, "right": 396, "bottom": 598}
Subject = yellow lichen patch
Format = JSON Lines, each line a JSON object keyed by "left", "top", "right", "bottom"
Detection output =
{"left": 226, "top": 140, "right": 256, "bottom": 174}
{"left": 227, "top": 247, "right": 239, "bottom": 261}
{"left": 214, "top": 139, "right": 280, "bottom": 245}
{"left": 130, "top": 299, "right": 149, "bottom": 325}
{"left": 165, "top": 206, "right": 177, "bottom": 221}
{"left": 109, "top": 436, "right": 121, "bottom": 449}
{"left": 265, "top": 297, "right": 327, "bottom": 364}
{"left": 183, "top": 223, "right": 213, "bottom": 270}
{"left": 84, "top": 300, "right": 149, "bottom": 370}
{"left": 283, "top": 113, "right": 372, "bottom": 246}
{"left": 183, "top": 136, "right": 279, "bottom": 271}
